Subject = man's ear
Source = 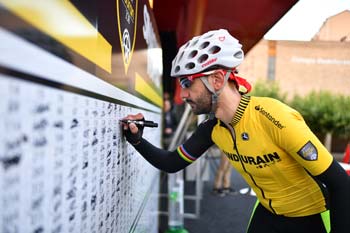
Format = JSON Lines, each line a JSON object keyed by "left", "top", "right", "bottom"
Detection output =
{"left": 210, "top": 71, "right": 225, "bottom": 90}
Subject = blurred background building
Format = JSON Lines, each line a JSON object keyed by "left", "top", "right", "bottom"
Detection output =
{"left": 239, "top": 10, "right": 350, "bottom": 99}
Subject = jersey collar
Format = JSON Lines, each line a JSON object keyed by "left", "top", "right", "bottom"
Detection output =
{"left": 231, "top": 95, "right": 250, "bottom": 126}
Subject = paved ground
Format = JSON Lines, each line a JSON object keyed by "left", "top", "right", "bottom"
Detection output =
{"left": 183, "top": 168, "right": 256, "bottom": 233}
{"left": 158, "top": 156, "right": 257, "bottom": 233}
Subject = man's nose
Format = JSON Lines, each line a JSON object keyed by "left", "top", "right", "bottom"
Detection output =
{"left": 180, "top": 88, "right": 189, "bottom": 99}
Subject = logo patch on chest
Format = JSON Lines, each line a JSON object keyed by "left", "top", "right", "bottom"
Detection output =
{"left": 297, "top": 141, "right": 318, "bottom": 161}
{"left": 241, "top": 132, "right": 249, "bottom": 141}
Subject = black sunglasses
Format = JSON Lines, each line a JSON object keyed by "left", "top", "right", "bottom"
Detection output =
{"left": 179, "top": 77, "right": 193, "bottom": 88}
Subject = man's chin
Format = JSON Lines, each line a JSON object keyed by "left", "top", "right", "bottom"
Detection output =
{"left": 187, "top": 103, "right": 210, "bottom": 115}
{"left": 188, "top": 103, "right": 197, "bottom": 111}
{"left": 192, "top": 109, "right": 210, "bottom": 115}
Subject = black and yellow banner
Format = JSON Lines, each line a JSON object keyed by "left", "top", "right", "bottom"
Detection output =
{"left": 0, "top": 0, "right": 163, "bottom": 107}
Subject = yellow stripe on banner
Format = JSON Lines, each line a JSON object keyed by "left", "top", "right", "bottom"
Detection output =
{"left": 0, "top": 0, "right": 112, "bottom": 73}
{"left": 135, "top": 72, "right": 162, "bottom": 107}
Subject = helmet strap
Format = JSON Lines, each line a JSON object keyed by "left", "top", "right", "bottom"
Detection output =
{"left": 199, "top": 70, "right": 232, "bottom": 119}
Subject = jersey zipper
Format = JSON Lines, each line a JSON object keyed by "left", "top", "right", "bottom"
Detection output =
{"left": 226, "top": 122, "right": 277, "bottom": 214}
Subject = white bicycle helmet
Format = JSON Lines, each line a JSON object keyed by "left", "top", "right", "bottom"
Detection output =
{"left": 171, "top": 29, "right": 244, "bottom": 77}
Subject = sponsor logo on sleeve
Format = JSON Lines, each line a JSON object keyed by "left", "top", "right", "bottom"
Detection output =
{"left": 297, "top": 141, "right": 318, "bottom": 161}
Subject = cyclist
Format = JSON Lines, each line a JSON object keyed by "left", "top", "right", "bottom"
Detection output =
{"left": 122, "top": 29, "right": 350, "bottom": 233}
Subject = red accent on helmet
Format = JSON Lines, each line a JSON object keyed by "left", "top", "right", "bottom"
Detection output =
{"left": 182, "top": 69, "right": 252, "bottom": 94}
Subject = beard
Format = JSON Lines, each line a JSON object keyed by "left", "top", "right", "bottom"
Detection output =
{"left": 185, "top": 88, "right": 212, "bottom": 115}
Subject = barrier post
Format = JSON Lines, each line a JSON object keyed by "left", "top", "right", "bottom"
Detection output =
{"left": 165, "top": 172, "right": 188, "bottom": 233}
{"left": 165, "top": 105, "right": 192, "bottom": 233}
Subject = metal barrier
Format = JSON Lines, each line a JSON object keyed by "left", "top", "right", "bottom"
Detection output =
{"left": 160, "top": 104, "right": 207, "bottom": 233}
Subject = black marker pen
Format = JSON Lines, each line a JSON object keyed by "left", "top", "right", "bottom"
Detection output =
{"left": 120, "top": 119, "right": 158, "bottom": 128}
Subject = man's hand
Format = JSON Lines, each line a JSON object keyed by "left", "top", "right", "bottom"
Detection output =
{"left": 121, "top": 113, "right": 144, "bottom": 145}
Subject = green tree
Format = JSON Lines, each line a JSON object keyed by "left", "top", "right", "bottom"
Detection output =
{"left": 251, "top": 80, "right": 350, "bottom": 151}
{"left": 333, "top": 95, "right": 350, "bottom": 141}
{"left": 250, "top": 80, "right": 287, "bottom": 102}
{"left": 290, "top": 91, "right": 350, "bottom": 151}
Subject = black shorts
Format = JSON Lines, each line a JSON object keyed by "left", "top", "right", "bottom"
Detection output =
{"left": 246, "top": 202, "right": 330, "bottom": 233}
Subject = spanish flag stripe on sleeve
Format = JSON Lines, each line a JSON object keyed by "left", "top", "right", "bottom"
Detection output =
{"left": 177, "top": 145, "right": 196, "bottom": 163}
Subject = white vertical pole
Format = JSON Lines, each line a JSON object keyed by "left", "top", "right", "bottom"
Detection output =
{"left": 165, "top": 105, "right": 191, "bottom": 233}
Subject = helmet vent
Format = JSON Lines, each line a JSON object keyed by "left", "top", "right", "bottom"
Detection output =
{"left": 209, "top": 46, "right": 221, "bottom": 54}
{"left": 184, "top": 41, "right": 190, "bottom": 49}
{"left": 178, "top": 51, "right": 185, "bottom": 61}
{"left": 191, "top": 39, "right": 199, "bottom": 47}
{"left": 199, "top": 41, "right": 210, "bottom": 49}
{"left": 185, "top": 62, "right": 195, "bottom": 70}
{"left": 203, "top": 33, "right": 214, "bottom": 39}
{"left": 233, "top": 51, "right": 243, "bottom": 59}
{"left": 188, "top": 50, "right": 198, "bottom": 59}
{"left": 198, "top": 54, "right": 209, "bottom": 64}
{"left": 174, "top": 66, "right": 180, "bottom": 73}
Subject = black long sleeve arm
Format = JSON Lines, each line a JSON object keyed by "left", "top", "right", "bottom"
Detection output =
{"left": 315, "top": 159, "right": 350, "bottom": 233}
{"left": 131, "top": 118, "right": 216, "bottom": 173}
{"left": 133, "top": 138, "right": 190, "bottom": 173}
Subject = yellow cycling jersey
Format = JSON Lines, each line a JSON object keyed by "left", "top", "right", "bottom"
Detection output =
{"left": 211, "top": 95, "right": 333, "bottom": 217}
